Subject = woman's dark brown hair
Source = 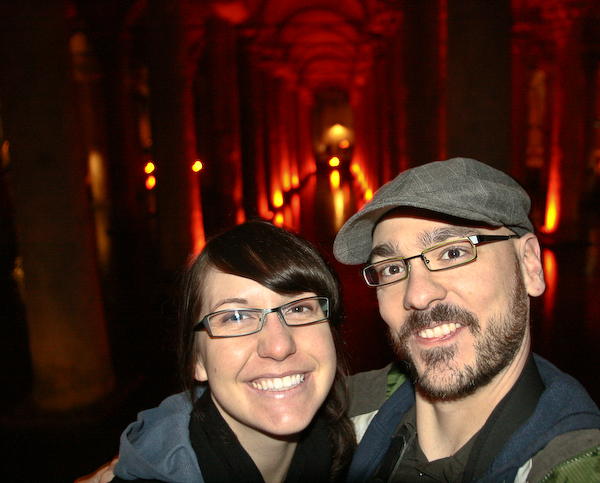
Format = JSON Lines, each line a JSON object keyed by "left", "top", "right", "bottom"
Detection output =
{"left": 178, "top": 220, "right": 356, "bottom": 481}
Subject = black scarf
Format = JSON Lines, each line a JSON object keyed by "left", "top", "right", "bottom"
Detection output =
{"left": 189, "top": 389, "right": 332, "bottom": 483}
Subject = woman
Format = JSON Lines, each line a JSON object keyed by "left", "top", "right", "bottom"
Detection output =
{"left": 80, "top": 220, "right": 356, "bottom": 483}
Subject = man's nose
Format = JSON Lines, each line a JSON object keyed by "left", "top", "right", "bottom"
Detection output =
{"left": 257, "top": 312, "right": 297, "bottom": 360}
{"left": 402, "top": 260, "right": 447, "bottom": 311}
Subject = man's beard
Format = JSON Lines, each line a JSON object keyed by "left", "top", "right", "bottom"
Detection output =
{"left": 389, "top": 263, "right": 529, "bottom": 401}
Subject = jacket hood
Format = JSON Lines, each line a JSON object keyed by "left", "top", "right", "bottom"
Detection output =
{"left": 114, "top": 390, "right": 202, "bottom": 483}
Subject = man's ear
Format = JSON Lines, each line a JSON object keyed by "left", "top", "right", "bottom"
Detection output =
{"left": 518, "top": 233, "right": 546, "bottom": 297}
{"left": 194, "top": 357, "right": 208, "bottom": 382}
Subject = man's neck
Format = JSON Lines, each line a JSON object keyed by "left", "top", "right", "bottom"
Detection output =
{"left": 414, "top": 344, "right": 531, "bottom": 461}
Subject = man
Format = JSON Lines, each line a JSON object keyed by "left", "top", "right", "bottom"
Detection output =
{"left": 335, "top": 157, "right": 600, "bottom": 482}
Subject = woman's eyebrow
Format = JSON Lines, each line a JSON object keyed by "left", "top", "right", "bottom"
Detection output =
{"left": 210, "top": 297, "right": 249, "bottom": 311}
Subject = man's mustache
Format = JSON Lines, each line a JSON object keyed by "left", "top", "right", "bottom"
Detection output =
{"left": 399, "top": 304, "right": 481, "bottom": 338}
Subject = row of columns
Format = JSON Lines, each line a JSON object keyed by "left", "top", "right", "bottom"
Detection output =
{"left": 1, "top": 0, "right": 597, "bottom": 409}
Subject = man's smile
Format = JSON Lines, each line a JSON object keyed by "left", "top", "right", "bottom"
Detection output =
{"left": 417, "top": 322, "right": 463, "bottom": 339}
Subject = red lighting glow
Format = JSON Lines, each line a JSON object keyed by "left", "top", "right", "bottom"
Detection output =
{"left": 274, "top": 212, "right": 284, "bottom": 226}
{"left": 144, "top": 162, "right": 155, "bottom": 174}
{"left": 273, "top": 190, "right": 284, "bottom": 208}
{"left": 541, "top": 162, "right": 561, "bottom": 234}
{"left": 339, "top": 139, "right": 350, "bottom": 149}
{"left": 542, "top": 248, "right": 557, "bottom": 320}
{"left": 330, "top": 170, "right": 340, "bottom": 189}
{"left": 192, "top": 160, "right": 203, "bottom": 172}
{"left": 329, "top": 156, "right": 340, "bottom": 167}
{"left": 145, "top": 175, "right": 156, "bottom": 190}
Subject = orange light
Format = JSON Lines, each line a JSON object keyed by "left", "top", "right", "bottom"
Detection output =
{"left": 190, "top": 174, "right": 205, "bottom": 255}
{"left": 339, "top": 139, "right": 350, "bottom": 149}
{"left": 192, "top": 160, "right": 203, "bottom": 172}
{"left": 333, "top": 189, "right": 345, "bottom": 231}
{"left": 365, "top": 188, "right": 374, "bottom": 201}
{"left": 330, "top": 170, "right": 340, "bottom": 189}
{"left": 350, "top": 163, "right": 360, "bottom": 175}
{"left": 273, "top": 190, "right": 284, "bottom": 208}
{"left": 282, "top": 169, "right": 291, "bottom": 191}
{"left": 274, "top": 212, "right": 284, "bottom": 226}
{"left": 145, "top": 175, "right": 156, "bottom": 190}
{"left": 236, "top": 207, "right": 246, "bottom": 225}
{"left": 357, "top": 172, "right": 365, "bottom": 186}
{"left": 542, "top": 248, "right": 557, "bottom": 320}
{"left": 144, "top": 162, "right": 155, "bottom": 174}
{"left": 329, "top": 156, "right": 340, "bottom": 168}
{"left": 291, "top": 174, "right": 300, "bottom": 188}
{"left": 542, "top": 182, "right": 560, "bottom": 234}
{"left": 291, "top": 193, "right": 301, "bottom": 227}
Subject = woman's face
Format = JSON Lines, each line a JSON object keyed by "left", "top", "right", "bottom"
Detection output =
{"left": 194, "top": 269, "right": 337, "bottom": 443}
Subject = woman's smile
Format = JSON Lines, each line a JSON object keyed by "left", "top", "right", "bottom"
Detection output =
{"left": 251, "top": 372, "right": 306, "bottom": 391}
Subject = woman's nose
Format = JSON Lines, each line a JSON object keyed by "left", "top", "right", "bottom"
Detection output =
{"left": 256, "top": 312, "right": 297, "bottom": 360}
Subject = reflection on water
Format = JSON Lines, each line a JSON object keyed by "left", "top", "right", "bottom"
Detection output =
{"left": 542, "top": 249, "right": 558, "bottom": 322}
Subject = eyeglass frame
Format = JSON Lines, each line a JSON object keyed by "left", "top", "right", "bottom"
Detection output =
{"left": 193, "top": 295, "right": 330, "bottom": 338}
{"left": 362, "top": 234, "right": 519, "bottom": 287}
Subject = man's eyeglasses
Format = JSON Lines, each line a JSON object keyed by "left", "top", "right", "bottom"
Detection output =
{"left": 193, "top": 296, "right": 330, "bottom": 338}
{"left": 363, "top": 235, "right": 519, "bottom": 287}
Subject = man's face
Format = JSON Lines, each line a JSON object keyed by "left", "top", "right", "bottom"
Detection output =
{"left": 371, "top": 215, "right": 538, "bottom": 400}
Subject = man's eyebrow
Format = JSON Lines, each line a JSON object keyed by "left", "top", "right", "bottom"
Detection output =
{"left": 368, "top": 226, "right": 481, "bottom": 263}
{"left": 368, "top": 242, "right": 401, "bottom": 263}
{"left": 417, "top": 227, "right": 479, "bottom": 247}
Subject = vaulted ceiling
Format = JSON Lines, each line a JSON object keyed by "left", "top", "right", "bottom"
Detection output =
{"left": 192, "top": 0, "right": 402, "bottom": 93}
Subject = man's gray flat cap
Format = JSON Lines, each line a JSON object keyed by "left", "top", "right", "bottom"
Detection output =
{"left": 333, "top": 158, "right": 534, "bottom": 265}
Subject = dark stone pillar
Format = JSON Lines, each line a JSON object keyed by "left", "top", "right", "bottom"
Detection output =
{"left": 403, "top": 0, "right": 444, "bottom": 166}
{"left": 0, "top": 1, "right": 114, "bottom": 409}
{"left": 197, "top": 18, "right": 244, "bottom": 239}
{"left": 147, "top": 0, "right": 204, "bottom": 272}
{"left": 446, "top": 0, "right": 511, "bottom": 170}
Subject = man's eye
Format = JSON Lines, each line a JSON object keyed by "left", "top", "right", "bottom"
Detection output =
{"left": 441, "top": 247, "right": 465, "bottom": 259}
{"left": 436, "top": 242, "right": 474, "bottom": 261}
{"left": 379, "top": 263, "right": 405, "bottom": 277}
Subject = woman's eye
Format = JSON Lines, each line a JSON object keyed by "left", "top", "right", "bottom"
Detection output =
{"left": 286, "top": 302, "right": 315, "bottom": 315}
{"left": 220, "top": 310, "right": 253, "bottom": 324}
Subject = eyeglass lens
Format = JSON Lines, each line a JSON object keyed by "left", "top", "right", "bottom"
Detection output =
{"left": 364, "top": 239, "right": 477, "bottom": 286}
{"left": 206, "top": 297, "right": 328, "bottom": 337}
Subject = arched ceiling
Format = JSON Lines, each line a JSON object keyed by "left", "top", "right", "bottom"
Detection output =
{"left": 206, "top": 0, "right": 402, "bottom": 94}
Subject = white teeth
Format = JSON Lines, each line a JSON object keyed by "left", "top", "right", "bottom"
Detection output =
{"left": 252, "top": 374, "right": 305, "bottom": 391}
{"left": 418, "top": 323, "right": 462, "bottom": 339}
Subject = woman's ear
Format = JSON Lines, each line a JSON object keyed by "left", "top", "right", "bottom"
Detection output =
{"left": 194, "top": 357, "right": 208, "bottom": 382}
{"left": 518, "top": 233, "right": 546, "bottom": 297}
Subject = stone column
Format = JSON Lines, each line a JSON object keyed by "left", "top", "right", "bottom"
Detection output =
{"left": 446, "top": 0, "right": 511, "bottom": 170}
{"left": 0, "top": 1, "right": 114, "bottom": 409}
{"left": 197, "top": 17, "right": 244, "bottom": 239}
{"left": 147, "top": 0, "right": 205, "bottom": 271}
